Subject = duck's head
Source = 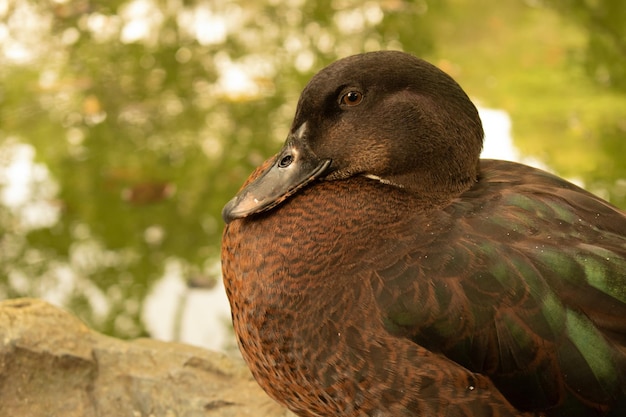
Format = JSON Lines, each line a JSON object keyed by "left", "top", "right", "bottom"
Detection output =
{"left": 223, "top": 51, "right": 484, "bottom": 223}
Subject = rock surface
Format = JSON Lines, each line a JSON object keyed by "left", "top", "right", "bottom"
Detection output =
{"left": 0, "top": 298, "right": 293, "bottom": 417}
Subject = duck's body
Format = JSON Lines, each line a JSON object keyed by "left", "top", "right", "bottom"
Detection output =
{"left": 221, "top": 51, "right": 626, "bottom": 416}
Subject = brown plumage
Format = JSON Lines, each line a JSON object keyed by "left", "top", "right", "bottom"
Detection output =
{"left": 221, "top": 51, "right": 626, "bottom": 416}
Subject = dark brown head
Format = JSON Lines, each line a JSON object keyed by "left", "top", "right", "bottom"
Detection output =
{"left": 223, "top": 51, "right": 484, "bottom": 223}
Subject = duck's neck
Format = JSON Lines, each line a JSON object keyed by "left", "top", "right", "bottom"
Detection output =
{"left": 375, "top": 162, "right": 479, "bottom": 206}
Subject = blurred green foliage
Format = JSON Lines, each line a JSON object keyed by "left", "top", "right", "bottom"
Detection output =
{"left": 0, "top": 0, "right": 624, "bottom": 339}
{"left": 547, "top": 0, "right": 626, "bottom": 92}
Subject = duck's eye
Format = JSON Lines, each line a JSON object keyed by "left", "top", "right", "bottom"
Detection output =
{"left": 340, "top": 91, "right": 363, "bottom": 107}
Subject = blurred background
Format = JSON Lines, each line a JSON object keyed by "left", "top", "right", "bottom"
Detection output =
{"left": 0, "top": 0, "right": 624, "bottom": 353}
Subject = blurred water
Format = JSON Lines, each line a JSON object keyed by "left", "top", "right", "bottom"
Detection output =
{"left": 142, "top": 258, "right": 236, "bottom": 353}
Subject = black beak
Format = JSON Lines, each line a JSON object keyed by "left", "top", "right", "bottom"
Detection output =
{"left": 222, "top": 139, "right": 331, "bottom": 223}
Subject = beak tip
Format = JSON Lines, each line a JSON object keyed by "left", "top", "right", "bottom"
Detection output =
{"left": 222, "top": 197, "right": 239, "bottom": 224}
{"left": 222, "top": 193, "right": 262, "bottom": 224}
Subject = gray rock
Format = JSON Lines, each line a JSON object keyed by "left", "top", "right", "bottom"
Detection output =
{"left": 0, "top": 298, "right": 293, "bottom": 417}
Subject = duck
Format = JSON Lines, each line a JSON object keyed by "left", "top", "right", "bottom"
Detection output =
{"left": 221, "top": 50, "right": 626, "bottom": 417}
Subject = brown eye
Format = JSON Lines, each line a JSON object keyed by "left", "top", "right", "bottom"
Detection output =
{"left": 340, "top": 91, "right": 363, "bottom": 106}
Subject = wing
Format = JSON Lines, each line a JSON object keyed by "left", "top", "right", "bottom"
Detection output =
{"left": 372, "top": 160, "right": 626, "bottom": 415}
